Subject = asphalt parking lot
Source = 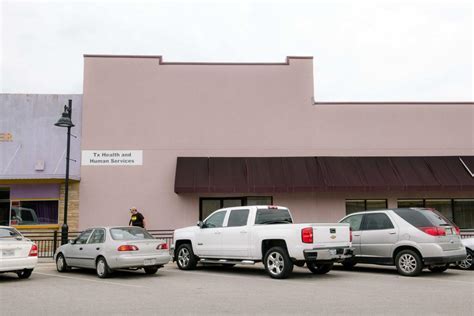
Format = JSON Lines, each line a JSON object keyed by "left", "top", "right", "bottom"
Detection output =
{"left": 1, "top": 261, "right": 473, "bottom": 315}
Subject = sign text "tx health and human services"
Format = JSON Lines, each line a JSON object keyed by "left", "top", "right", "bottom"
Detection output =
{"left": 82, "top": 150, "right": 143, "bottom": 166}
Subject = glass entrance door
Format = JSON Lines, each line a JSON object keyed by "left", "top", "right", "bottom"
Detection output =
{"left": 0, "top": 188, "right": 10, "bottom": 226}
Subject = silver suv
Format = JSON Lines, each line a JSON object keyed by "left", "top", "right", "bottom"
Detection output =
{"left": 339, "top": 208, "right": 466, "bottom": 276}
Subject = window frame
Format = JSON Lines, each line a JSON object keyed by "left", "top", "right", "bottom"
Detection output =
{"left": 10, "top": 199, "right": 60, "bottom": 226}
{"left": 345, "top": 199, "right": 388, "bottom": 215}
{"left": 199, "top": 196, "right": 273, "bottom": 220}
{"left": 87, "top": 228, "right": 106, "bottom": 244}
{"left": 361, "top": 212, "right": 395, "bottom": 231}
{"left": 225, "top": 209, "right": 250, "bottom": 228}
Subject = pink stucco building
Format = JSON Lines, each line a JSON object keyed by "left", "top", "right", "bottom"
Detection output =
{"left": 80, "top": 55, "right": 474, "bottom": 230}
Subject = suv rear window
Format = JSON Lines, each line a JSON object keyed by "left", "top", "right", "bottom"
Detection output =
{"left": 393, "top": 209, "right": 451, "bottom": 227}
{"left": 255, "top": 208, "right": 292, "bottom": 224}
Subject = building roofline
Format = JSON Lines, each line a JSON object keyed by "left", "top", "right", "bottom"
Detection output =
{"left": 313, "top": 101, "right": 474, "bottom": 105}
{"left": 83, "top": 54, "right": 313, "bottom": 65}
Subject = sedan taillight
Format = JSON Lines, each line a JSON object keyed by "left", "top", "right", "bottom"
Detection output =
{"left": 157, "top": 243, "right": 168, "bottom": 250}
{"left": 419, "top": 227, "right": 446, "bottom": 236}
{"left": 117, "top": 245, "right": 139, "bottom": 251}
{"left": 29, "top": 244, "right": 38, "bottom": 257}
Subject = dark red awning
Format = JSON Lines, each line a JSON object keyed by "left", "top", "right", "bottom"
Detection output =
{"left": 174, "top": 156, "right": 474, "bottom": 193}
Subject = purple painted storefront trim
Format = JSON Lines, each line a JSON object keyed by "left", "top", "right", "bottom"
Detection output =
{"left": 8, "top": 184, "right": 60, "bottom": 199}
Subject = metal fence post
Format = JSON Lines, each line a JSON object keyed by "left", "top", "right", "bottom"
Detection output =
{"left": 53, "top": 230, "right": 58, "bottom": 255}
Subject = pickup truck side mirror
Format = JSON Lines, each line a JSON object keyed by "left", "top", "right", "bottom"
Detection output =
{"left": 197, "top": 221, "right": 204, "bottom": 228}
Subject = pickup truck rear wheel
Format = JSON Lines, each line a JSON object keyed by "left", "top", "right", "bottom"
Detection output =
{"left": 307, "top": 262, "right": 333, "bottom": 274}
{"left": 176, "top": 244, "right": 197, "bottom": 270}
{"left": 264, "top": 247, "right": 293, "bottom": 279}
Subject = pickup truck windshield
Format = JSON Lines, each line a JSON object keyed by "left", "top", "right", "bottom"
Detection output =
{"left": 255, "top": 209, "right": 293, "bottom": 224}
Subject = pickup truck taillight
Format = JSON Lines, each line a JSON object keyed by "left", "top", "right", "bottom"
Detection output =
{"left": 301, "top": 227, "right": 313, "bottom": 243}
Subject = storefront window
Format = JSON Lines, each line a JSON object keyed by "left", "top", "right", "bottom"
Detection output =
{"left": 0, "top": 188, "right": 10, "bottom": 226}
{"left": 397, "top": 199, "right": 424, "bottom": 208}
{"left": 10, "top": 200, "right": 59, "bottom": 225}
{"left": 454, "top": 199, "right": 474, "bottom": 229}
{"left": 346, "top": 199, "right": 387, "bottom": 214}
{"left": 425, "top": 199, "right": 453, "bottom": 221}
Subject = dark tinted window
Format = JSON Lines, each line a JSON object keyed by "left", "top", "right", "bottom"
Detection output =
{"left": 340, "top": 214, "right": 363, "bottom": 231}
{"left": 394, "top": 209, "right": 449, "bottom": 227}
{"left": 227, "top": 209, "right": 249, "bottom": 227}
{"left": 362, "top": 213, "right": 394, "bottom": 230}
{"left": 255, "top": 208, "right": 292, "bottom": 224}
{"left": 204, "top": 211, "right": 226, "bottom": 228}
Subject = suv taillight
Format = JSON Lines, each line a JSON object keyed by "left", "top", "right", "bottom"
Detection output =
{"left": 117, "top": 245, "right": 139, "bottom": 251}
{"left": 301, "top": 227, "right": 313, "bottom": 243}
{"left": 419, "top": 227, "right": 446, "bottom": 236}
{"left": 29, "top": 244, "right": 38, "bottom": 257}
{"left": 157, "top": 243, "right": 168, "bottom": 250}
{"left": 454, "top": 226, "right": 461, "bottom": 235}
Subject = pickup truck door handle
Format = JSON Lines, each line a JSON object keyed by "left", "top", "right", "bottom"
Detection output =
{"left": 353, "top": 234, "right": 360, "bottom": 237}
{"left": 214, "top": 231, "right": 221, "bottom": 235}
{"left": 389, "top": 232, "right": 396, "bottom": 235}
{"left": 240, "top": 231, "right": 248, "bottom": 234}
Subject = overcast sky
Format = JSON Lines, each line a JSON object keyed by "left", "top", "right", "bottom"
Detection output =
{"left": 1, "top": 0, "right": 472, "bottom": 101}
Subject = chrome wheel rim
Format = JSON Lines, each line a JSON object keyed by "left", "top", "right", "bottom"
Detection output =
{"left": 97, "top": 260, "right": 105, "bottom": 276}
{"left": 399, "top": 254, "right": 417, "bottom": 273}
{"left": 178, "top": 248, "right": 190, "bottom": 267}
{"left": 57, "top": 256, "right": 64, "bottom": 270}
{"left": 267, "top": 251, "right": 284, "bottom": 276}
{"left": 458, "top": 253, "right": 472, "bottom": 269}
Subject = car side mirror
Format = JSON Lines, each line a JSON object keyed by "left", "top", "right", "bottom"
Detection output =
{"left": 68, "top": 239, "right": 75, "bottom": 244}
{"left": 197, "top": 221, "right": 204, "bottom": 228}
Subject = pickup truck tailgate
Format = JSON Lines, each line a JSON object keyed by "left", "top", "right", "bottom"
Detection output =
{"left": 310, "top": 223, "right": 350, "bottom": 246}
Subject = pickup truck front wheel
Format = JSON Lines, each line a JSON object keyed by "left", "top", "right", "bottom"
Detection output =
{"left": 176, "top": 244, "right": 197, "bottom": 270}
{"left": 264, "top": 247, "right": 293, "bottom": 279}
{"left": 307, "top": 262, "right": 333, "bottom": 274}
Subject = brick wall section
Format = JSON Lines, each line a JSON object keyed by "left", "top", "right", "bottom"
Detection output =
{"left": 58, "top": 182, "right": 80, "bottom": 232}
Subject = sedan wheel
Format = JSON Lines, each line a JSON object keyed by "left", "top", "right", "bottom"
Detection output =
{"left": 457, "top": 249, "right": 473, "bottom": 270}
{"left": 96, "top": 257, "right": 112, "bottom": 278}
{"left": 395, "top": 250, "right": 422, "bottom": 277}
{"left": 56, "top": 254, "right": 69, "bottom": 272}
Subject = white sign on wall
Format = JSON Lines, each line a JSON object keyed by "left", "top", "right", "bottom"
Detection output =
{"left": 81, "top": 150, "right": 143, "bottom": 166}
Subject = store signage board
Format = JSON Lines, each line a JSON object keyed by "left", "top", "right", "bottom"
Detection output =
{"left": 0, "top": 133, "right": 13, "bottom": 142}
{"left": 82, "top": 150, "right": 143, "bottom": 166}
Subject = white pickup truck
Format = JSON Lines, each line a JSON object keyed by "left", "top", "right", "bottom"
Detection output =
{"left": 173, "top": 205, "right": 353, "bottom": 279}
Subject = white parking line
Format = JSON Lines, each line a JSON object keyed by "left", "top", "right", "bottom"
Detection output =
{"left": 33, "top": 272, "right": 148, "bottom": 288}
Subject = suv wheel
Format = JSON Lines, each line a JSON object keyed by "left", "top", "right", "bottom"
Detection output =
{"left": 307, "top": 262, "right": 333, "bottom": 274}
{"left": 395, "top": 250, "right": 423, "bottom": 277}
{"left": 264, "top": 247, "right": 293, "bottom": 279}
{"left": 176, "top": 244, "right": 197, "bottom": 270}
{"left": 457, "top": 249, "right": 473, "bottom": 270}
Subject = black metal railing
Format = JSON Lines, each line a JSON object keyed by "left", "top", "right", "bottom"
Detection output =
{"left": 20, "top": 229, "right": 174, "bottom": 258}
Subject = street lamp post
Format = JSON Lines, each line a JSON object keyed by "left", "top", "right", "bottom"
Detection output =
{"left": 55, "top": 99, "right": 75, "bottom": 245}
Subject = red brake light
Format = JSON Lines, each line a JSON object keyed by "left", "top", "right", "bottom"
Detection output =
{"left": 29, "top": 244, "right": 38, "bottom": 257}
{"left": 419, "top": 227, "right": 446, "bottom": 236}
{"left": 117, "top": 245, "right": 139, "bottom": 251}
{"left": 157, "top": 243, "right": 168, "bottom": 250}
{"left": 301, "top": 227, "right": 313, "bottom": 243}
{"left": 454, "top": 226, "right": 461, "bottom": 235}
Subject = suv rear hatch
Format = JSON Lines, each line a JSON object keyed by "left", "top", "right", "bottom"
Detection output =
{"left": 393, "top": 208, "right": 463, "bottom": 251}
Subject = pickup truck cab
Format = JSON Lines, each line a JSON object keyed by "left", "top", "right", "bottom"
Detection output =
{"left": 173, "top": 205, "right": 353, "bottom": 279}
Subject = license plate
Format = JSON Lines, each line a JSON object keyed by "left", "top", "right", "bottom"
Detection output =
{"left": 2, "top": 249, "right": 15, "bottom": 257}
{"left": 144, "top": 258, "right": 157, "bottom": 266}
{"left": 329, "top": 249, "right": 337, "bottom": 256}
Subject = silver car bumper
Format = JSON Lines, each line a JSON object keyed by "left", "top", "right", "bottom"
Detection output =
{"left": 109, "top": 253, "right": 171, "bottom": 269}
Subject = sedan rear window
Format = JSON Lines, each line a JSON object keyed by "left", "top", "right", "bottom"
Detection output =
{"left": 393, "top": 209, "right": 450, "bottom": 227}
{"left": 255, "top": 208, "right": 293, "bottom": 224}
{"left": 0, "top": 227, "right": 22, "bottom": 238}
{"left": 110, "top": 227, "right": 154, "bottom": 240}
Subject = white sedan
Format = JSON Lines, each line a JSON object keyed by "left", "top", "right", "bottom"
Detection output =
{"left": 54, "top": 226, "right": 171, "bottom": 278}
{"left": 456, "top": 237, "right": 474, "bottom": 270}
{"left": 0, "top": 226, "right": 38, "bottom": 279}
